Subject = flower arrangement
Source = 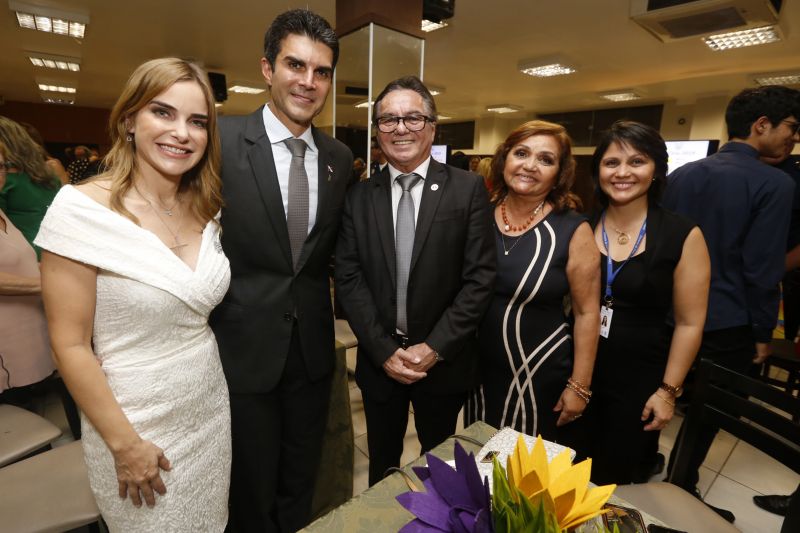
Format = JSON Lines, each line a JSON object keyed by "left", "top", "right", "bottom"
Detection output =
{"left": 396, "top": 435, "right": 617, "bottom": 532}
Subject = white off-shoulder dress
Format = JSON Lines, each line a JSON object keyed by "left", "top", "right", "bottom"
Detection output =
{"left": 35, "top": 185, "right": 231, "bottom": 532}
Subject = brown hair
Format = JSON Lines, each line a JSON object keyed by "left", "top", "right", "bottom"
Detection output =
{"left": 103, "top": 57, "right": 222, "bottom": 224}
{"left": 0, "top": 116, "right": 57, "bottom": 188}
{"left": 488, "top": 120, "right": 580, "bottom": 211}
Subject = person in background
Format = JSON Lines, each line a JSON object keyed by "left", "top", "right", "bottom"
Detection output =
{"left": 751, "top": 140, "right": 800, "bottom": 519}
{"left": 476, "top": 156, "right": 492, "bottom": 190}
{"left": 464, "top": 120, "right": 599, "bottom": 445}
{"left": 36, "top": 57, "right": 231, "bottom": 531}
{"left": 336, "top": 76, "right": 495, "bottom": 486}
{"left": 67, "top": 145, "right": 91, "bottom": 184}
{"left": 469, "top": 155, "right": 481, "bottom": 172}
{"left": 581, "top": 121, "right": 709, "bottom": 485}
{"left": 0, "top": 141, "right": 55, "bottom": 408}
{"left": 210, "top": 9, "right": 353, "bottom": 532}
{"left": 0, "top": 116, "right": 61, "bottom": 259}
{"left": 352, "top": 156, "right": 366, "bottom": 184}
{"left": 369, "top": 137, "right": 387, "bottom": 176}
{"left": 662, "top": 85, "right": 800, "bottom": 523}
{"left": 19, "top": 122, "right": 68, "bottom": 185}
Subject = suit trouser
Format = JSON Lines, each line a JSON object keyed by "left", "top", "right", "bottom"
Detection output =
{"left": 666, "top": 326, "right": 754, "bottom": 491}
{"left": 782, "top": 487, "right": 800, "bottom": 533}
{"left": 227, "top": 325, "right": 332, "bottom": 533}
{"left": 362, "top": 383, "right": 465, "bottom": 486}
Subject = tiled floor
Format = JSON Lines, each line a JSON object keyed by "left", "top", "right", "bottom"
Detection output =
{"left": 25, "top": 373, "right": 796, "bottom": 532}
{"left": 347, "top": 373, "right": 797, "bottom": 533}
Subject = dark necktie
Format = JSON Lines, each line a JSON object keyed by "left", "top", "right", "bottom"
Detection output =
{"left": 395, "top": 173, "right": 422, "bottom": 333}
{"left": 284, "top": 138, "right": 309, "bottom": 270}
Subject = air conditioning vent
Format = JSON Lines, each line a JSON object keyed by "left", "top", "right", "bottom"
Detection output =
{"left": 630, "top": 0, "right": 781, "bottom": 42}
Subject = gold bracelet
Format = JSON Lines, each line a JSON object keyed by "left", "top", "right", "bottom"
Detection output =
{"left": 567, "top": 378, "right": 592, "bottom": 398}
{"left": 566, "top": 382, "right": 590, "bottom": 404}
{"left": 655, "top": 391, "right": 675, "bottom": 407}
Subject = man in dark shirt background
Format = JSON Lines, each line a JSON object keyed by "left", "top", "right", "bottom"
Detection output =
{"left": 661, "top": 85, "right": 800, "bottom": 523}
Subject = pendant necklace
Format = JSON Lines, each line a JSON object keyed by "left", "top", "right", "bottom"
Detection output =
{"left": 612, "top": 227, "right": 630, "bottom": 245}
{"left": 133, "top": 182, "right": 180, "bottom": 216}
{"left": 134, "top": 183, "right": 187, "bottom": 254}
{"left": 501, "top": 198, "right": 545, "bottom": 232}
{"left": 501, "top": 231, "right": 530, "bottom": 256}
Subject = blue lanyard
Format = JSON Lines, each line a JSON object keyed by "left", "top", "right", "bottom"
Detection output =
{"left": 601, "top": 211, "right": 647, "bottom": 307}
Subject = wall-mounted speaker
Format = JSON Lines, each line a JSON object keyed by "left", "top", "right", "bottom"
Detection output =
{"left": 208, "top": 72, "right": 227, "bottom": 103}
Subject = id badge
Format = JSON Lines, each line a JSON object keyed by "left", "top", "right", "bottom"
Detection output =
{"left": 600, "top": 305, "right": 613, "bottom": 338}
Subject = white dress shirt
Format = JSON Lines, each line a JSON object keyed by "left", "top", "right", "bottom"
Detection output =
{"left": 262, "top": 103, "right": 319, "bottom": 233}
{"left": 389, "top": 157, "right": 431, "bottom": 229}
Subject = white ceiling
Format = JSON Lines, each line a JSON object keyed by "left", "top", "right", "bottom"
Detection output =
{"left": 1, "top": 0, "right": 799, "bottom": 122}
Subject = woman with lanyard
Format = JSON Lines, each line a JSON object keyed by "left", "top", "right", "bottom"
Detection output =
{"left": 581, "top": 120, "right": 710, "bottom": 485}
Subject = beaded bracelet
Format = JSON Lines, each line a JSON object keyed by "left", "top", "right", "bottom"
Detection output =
{"left": 565, "top": 381, "right": 591, "bottom": 404}
{"left": 567, "top": 378, "right": 592, "bottom": 398}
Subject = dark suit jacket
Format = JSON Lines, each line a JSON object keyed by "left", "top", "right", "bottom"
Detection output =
{"left": 334, "top": 160, "right": 496, "bottom": 401}
{"left": 210, "top": 107, "right": 353, "bottom": 394}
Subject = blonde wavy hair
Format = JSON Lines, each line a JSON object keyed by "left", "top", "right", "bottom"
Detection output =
{"left": 104, "top": 57, "right": 222, "bottom": 224}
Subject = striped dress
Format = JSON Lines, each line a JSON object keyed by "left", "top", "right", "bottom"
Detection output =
{"left": 466, "top": 209, "right": 586, "bottom": 441}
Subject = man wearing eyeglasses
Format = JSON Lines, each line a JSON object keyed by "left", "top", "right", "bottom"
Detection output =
{"left": 662, "top": 85, "right": 800, "bottom": 523}
{"left": 335, "top": 76, "right": 495, "bottom": 486}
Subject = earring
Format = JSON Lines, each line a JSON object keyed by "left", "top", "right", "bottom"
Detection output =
{"left": 126, "top": 134, "right": 133, "bottom": 142}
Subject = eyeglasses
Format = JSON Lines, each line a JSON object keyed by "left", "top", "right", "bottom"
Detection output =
{"left": 782, "top": 120, "right": 800, "bottom": 136}
{"left": 375, "top": 114, "right": 433, "bottom": 133}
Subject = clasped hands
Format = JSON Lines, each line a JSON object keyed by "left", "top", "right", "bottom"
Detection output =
{"left": 382, "top": 342, "right": 438, "bottom": 385}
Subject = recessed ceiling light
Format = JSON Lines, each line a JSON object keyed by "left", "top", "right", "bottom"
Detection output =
{"left": 38, "top": 83, "right": 76, "bottom": 94}
{"left": 11, "top": 1, "right": 89, "bottom": 38}
{"left": 427, "top": 85, "right": 445, "bottom": 96}
{"left": 354, "top": 100, "right": 373, "bottom": 109}
{"left": 437, "top": 114, "right": 453, "bottom": 120}
{"left": 600, "top": 91, "right": 642, "bottom": 102}
{"left": 227, "top": 85, "right": 265, "bottom": 94}
{"left": 28, "top": 53, "right": 80, "bottom": 72}
{"left": 703, "top": 25, "right": 780, "bottom": 51}
{"left": 753, "top": 73, "right": 800, "bottom": 86}
{"left": 518, "top": 57, "right": 576, "bottom": 78}
{"left": 42, "top": 96, "right": 74, "bottom": 105}
{"left": 214, "top": 103, "right": 223, "bottom": 108}
{"left": 487, "top": 104, "right": 522, "bottom": 114}
{"left": 421, "top": 19, "right": 448, "bottom": 32}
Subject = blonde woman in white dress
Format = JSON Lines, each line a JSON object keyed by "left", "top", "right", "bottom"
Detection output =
{"left": 35, "top": 58, "right": 230, "bottom": 532}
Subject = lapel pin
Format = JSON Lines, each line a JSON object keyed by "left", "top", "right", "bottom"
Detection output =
{"left": 327, "top": 164, "right": 334, "bottom": 173}
{"left": 431, "top": 184, "right": 439, "bottom": 191}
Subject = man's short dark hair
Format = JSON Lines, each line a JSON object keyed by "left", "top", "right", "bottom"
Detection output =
{"left": 591, "top": 120, "right": 668, "bottom": 207}
{"left": 263, "top": 9, "right": 339, "bottom": 69}
{"left": 373, "top": 76, "right": 438, "bottom": 121}
{"left": 725, "top": 85, "right": 800, "bottom": 139}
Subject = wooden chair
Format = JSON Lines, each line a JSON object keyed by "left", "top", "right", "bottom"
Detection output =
{"left": 616, "top": 359, "right": 800, "bottom": 532}
{"left": 761, "top": 339, "right": 800, "bottom": 401}
{"left": 0, "top": 440, "right": 101, "bottom": 532}
{"left": 0, "top": 404, "right": 61, "bottom": 468}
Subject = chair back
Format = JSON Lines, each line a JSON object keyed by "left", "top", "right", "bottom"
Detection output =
{"left": 669, "top": 358, "right": 800, "bottom": 488}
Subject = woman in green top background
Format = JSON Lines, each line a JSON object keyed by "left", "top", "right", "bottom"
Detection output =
{"left": 0, "top": 116, "right": 61, "bottom": 259}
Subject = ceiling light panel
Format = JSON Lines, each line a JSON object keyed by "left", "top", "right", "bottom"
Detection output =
{"left": 703, "top": 25, "right": 780, "bottom": 51}
{"left": 754, "top": 74, "right": 800, "bottom": 86}
{"left": 10, "top": 1, "right": 89, "bottom": 38}
{"left": 38, "top": 83, "right": 76, "bottom": 94}
{"left": 421, "top": 19, "right": 448, "bottom": 32}
{"left": 28, "top": 53, "right": 81, "bottom": 72}
{"left": 227, "top": 85, "right": 264, "bottom": 94}
{"left": 518, "top": 57, "right": 577, "bottom": 78}
{"left": 42, "top": 96, "right": 74, "bottom": 105}
{"left": 601, "top": 91, "right": 642, "bottom": 102}
{"left": 486, "top": 104, "right": 521, "bottom": 114}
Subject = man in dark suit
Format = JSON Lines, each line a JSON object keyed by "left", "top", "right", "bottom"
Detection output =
{"left": 210, "top": 9, "right": 352, "bottom": 533}
{"left": 335, "top": 76, "right": 496, "bottom": 486}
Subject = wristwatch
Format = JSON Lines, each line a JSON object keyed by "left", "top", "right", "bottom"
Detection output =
{"left": 659, "top": 382, "right": 683, "bottom": 397}
{"left": 433, "top": 351, "right": 444, "bottom": 363}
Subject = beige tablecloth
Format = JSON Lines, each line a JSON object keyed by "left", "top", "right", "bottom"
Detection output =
{"left": 303, "top": 421, "right": 667, "bottom": 532}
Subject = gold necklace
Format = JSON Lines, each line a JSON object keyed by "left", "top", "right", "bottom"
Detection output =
{"left": 133, "top": 183, "right": 187, "bottom": 254}
{"left": 612, "top": 227, "right": 630, "bottom": 245}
